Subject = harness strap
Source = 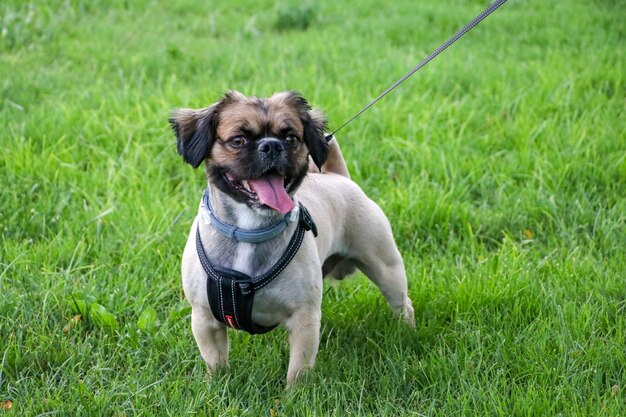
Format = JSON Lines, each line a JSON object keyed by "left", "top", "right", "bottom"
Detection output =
{"left": 195, "top": 203, "right": 317, "bottom": 334}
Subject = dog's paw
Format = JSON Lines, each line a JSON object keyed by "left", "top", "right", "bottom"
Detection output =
{"left": 401, "top": 298, "right": 416, "bottom": 328}
{"left": 402, "top": 311, "right": 416, "bottom": 328}
{"left": 205, "top": 359, "right": 229, "bottom": 375}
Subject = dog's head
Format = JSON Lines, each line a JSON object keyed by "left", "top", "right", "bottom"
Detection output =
{"left": 170, "top": 91, "right": 328, "bottom": 214}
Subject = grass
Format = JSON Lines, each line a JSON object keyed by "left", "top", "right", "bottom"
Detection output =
{"left": 1, "top": 0, "right": 624, "bottom": 415}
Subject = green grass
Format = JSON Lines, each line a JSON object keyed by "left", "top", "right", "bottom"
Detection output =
{"left": 1, "top": 0, "right": 624, "bottom": 415}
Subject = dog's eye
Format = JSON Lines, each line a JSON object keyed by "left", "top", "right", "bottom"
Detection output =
{"left": 229, "top": 136, "right": 248, "bottom": 147}
{"left": 285, "top": 135, "right": 299, "bottom": 146}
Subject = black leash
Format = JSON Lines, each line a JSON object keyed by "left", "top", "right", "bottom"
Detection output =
{"left": 325, "top": 0, "right": 508, "bottom": 141}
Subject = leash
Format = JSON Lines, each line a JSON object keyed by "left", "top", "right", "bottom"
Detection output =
{"left": 325, "top": 0, "right": 508, "bottom": 141}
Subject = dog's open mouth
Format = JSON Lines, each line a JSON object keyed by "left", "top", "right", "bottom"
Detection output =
{"left": 224, "top": 172, "right": 296, "bottom": 214}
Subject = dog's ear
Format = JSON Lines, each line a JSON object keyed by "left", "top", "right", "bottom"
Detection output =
{"left": 169, "top": 106, "right": 218, "bottom": 168}
{"left": 303, "top": 108, "right": 330, "bottom": 171}
{"left": 284, "top": 92, "right": 329, "bottom": 170}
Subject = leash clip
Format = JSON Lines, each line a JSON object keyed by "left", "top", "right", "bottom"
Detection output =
{"left": 298, "top": 205, "right": 318, "bottom": 237}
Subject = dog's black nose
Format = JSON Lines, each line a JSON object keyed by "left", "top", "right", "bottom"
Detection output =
{"left": 257, "top": 138, "right": 285, "bottom": 158}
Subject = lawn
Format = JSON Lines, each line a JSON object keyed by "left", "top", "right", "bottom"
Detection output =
{"left": 1, "top": 0, "right": 624, "bottom": 415}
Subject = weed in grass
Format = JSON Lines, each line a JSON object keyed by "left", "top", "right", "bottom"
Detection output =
{"left": 273, "top": 4, "right": 317, "bottom": 32}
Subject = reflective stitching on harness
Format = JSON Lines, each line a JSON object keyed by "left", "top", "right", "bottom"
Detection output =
{"left": 252, "top": 230, "right": 304, "bottom": 291}
{"left": 218, "top": 275, "right": 225, "bottom": 323}
{"left": 231, "top": 280, "right": 240, "bottom": 329}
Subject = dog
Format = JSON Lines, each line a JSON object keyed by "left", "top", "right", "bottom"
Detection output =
{"left": 170, "top": 91, "right": 414, "bottom": 385}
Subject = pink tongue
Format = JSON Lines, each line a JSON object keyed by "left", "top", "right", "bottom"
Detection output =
{"left": 248, "top": 174, "right": 295, "bottom": 214}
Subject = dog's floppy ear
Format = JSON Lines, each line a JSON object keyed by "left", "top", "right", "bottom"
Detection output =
{"left": 304, "top": 108, "right": 330, "bottom": 171}
{"left": 169, "top": 106, "right": 218, "bottom": 168}
{"left": 284, "top": 92, "right": 329, "bottom": 170}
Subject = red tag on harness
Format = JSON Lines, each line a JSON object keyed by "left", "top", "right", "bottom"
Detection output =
{"left": 224, "top": 315, "right": 238, "bottom": 329}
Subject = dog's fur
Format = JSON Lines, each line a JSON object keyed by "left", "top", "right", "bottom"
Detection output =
{"left": 171, "top": 91, "right": 414, "bottom": 385}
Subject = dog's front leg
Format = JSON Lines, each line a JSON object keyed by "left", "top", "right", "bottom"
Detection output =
{"left": 284, "top": 308, "right": 321, "bottom": 386}
{"left": 191, "top": 306, "right": 229, "bottom": 372}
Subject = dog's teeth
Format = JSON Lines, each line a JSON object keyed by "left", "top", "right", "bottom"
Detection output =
{"left": 242, "top": 180, "right": 250, "bottom": 191}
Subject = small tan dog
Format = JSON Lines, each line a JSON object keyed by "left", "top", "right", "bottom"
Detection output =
{"left": 170, "top": 91, "right": 414, "bottom": 385}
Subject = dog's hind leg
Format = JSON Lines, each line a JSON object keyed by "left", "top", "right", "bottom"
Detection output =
{"left": 348, "top": 214, "right": 415, "bottom": 326}
{"left": 191, "top": 306, "right": 229, "bottom": 372}
{"left": 357, "top": 256, "right": 415, "bottom": 327}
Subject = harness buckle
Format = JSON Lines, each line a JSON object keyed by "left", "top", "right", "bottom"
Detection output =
{"left": 238, "top": 282, "right": 253, "bottom": 295}
{"left": 299, "top": 205, "right": 318, "bottom": 237}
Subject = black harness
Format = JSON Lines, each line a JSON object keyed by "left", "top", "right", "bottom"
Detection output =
{"left": 195, "top": 202, "right": 317, "bottom": 334}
